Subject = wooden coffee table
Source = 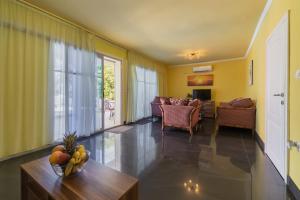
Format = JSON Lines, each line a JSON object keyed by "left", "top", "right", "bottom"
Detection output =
{"left": 20, "top": 156, "right": 138, "bottom": 200}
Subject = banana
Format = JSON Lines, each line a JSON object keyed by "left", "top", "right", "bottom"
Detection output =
{"left": 73, "top": 151, "right": 80, "bottom": 159}
{"left": 64, "top": 162, "right": 74, "bottom": 176}
{"left": 80, "top": 151, "right": 87, "bottom": 161}
{"left": 69, "top": 158, "right": 76, "bottom": 165}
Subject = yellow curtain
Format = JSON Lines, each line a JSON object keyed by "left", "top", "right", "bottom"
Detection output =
{"left": 156, "top": 65, "right": 168, "bottom": 97}
{"left": 126, "top": 51, "right": 167, "bottom": 122}
{"left": 0, "top": 0, "right": 95, "bottom": 158}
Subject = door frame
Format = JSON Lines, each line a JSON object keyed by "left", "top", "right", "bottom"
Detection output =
{"left": 265, "top": 12, "right": 289, "bottom": 183}
{"left": 95, "top": 53, "right": 105, "bottom": 132}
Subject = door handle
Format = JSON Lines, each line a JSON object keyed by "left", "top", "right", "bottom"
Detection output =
{"left": 273, "top": 93, "right": 284, "bottom": 97}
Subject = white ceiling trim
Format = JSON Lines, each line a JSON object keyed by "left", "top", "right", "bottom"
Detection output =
{"left": 169, "top": 57, "right": 245, "bottom": 68}
{"left": 244, "top": 0, "right": 273, "bottom": 58}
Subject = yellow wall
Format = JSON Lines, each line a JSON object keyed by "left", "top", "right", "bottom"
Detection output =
{"left": 244, "top": 0, "right": 300, "bottom": 188}
{"left": 167, "top": 59, "right": 247, "bottom": 106}
{"left": 289, "top": 0, "right": 300, "bottom": 190}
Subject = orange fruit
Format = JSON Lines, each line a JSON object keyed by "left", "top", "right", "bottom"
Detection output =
{"left": 49, "top": 151, "right": 62, "bottom": 164}
{"left": 49, "top": 151, "right": 70, "bottom": 165}
{"left": 51, "top": 145, "right": 66, "bottom": 153}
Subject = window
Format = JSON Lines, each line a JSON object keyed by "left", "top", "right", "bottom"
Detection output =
{"left": 135, "top": 66, "right": 157, "bottom": 120}
{"left": 49, "top": 41, "right": 96, "bottom": 140}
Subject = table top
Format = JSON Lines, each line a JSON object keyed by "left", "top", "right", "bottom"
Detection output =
{"left": 21, "top": 156, "right": 138, "bottom": 200}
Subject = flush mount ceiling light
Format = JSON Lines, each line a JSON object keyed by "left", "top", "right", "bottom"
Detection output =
{"left": 178, "top": 50, "right": 206, "bottom": 61}
{"left": 186, "top": 52, "right": 201, "bottom": 60}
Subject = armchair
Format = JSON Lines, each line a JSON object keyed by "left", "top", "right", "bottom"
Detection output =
{"left": 160, "top": 100, "right": 201, "bottom": 135}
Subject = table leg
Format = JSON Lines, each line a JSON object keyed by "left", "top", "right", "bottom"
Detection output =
{"left": 21, "top": 169, "right": 28, "bottom": 200}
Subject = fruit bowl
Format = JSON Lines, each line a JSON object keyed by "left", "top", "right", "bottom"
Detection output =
{"left": 51, "top": 150, "right": 90, "bottom": 177}
{"left": 49, "top": 132, "right": 90, "bottom": 177}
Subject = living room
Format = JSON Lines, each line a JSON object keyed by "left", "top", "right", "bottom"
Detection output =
{"left": 0, "top": 0, "right": 300, "bottom": 199}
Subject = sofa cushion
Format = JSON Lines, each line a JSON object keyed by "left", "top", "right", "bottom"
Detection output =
{"left": 230, "top": 98, "right": 253, "bottom": 108}
{"left": 170, "top": 98, "right": 189, "bottom": 106}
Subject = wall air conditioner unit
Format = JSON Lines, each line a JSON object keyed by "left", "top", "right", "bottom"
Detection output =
{"left": 192, "top": 65, "right": 213, "bottom": 73}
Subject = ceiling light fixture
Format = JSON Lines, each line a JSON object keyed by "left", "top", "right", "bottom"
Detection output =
{"left": 186, "top": 51, "right": 202, "bottom": 60}
{"left": 177, "top": 50, "right": 206, "bottom": 61}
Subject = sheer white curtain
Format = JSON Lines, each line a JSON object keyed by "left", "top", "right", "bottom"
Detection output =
{"left": 135, "top": 66, "right": 157, "bottom": 120}
{"left": 126, "top": 51, "right": 162, "bottom": 122}
{"left": 49, "top": 41, "right": 96, "bottom": 141}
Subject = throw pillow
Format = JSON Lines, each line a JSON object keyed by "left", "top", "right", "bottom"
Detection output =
{"left": 170, "top": 98, "right": 189, "bottom": 106}
{"left": 229, "top": 97, "right": 243, "bottom": 105}
{"left": 160, "top": 97, "right": 171, "bottom": 105}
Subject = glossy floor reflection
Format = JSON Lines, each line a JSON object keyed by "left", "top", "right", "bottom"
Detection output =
{"left": 82, "top": 119, "right": 293, "bottom": 200}
{"left": 0, "top": 119, "right": 294, "bottom": 200}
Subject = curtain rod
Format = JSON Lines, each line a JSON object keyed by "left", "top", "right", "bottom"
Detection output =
{"left": 16, "top": 0, "right": 128, "bottom": 51}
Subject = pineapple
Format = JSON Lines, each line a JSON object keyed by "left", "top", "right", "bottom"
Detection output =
{"left": 63, "top": 132, "right": 78, "bottom": 155}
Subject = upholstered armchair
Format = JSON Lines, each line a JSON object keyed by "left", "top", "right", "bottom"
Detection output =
{"left": 216, "top": 98, "right": 256, "bottom": 135}
{"left": 160, "top": 99, "right": 201, "bottom": 135}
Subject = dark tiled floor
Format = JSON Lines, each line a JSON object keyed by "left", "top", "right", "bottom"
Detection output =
{"left": 0, "top": 119, "right": 294, "bottom": 200}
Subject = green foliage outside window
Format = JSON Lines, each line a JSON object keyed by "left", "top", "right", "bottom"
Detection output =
{"left": 96, "top": 62, "right": 115, "bottom": 100}
{"left": 104, "top": 66, "right": 114, "bottom": 100}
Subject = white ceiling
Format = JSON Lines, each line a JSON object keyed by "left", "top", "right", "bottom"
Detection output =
{"left": 25, "top": 0, "right": 267, "bottom": 65}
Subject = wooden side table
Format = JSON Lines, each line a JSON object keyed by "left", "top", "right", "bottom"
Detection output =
{"left": 21, "top": 156, "right": 138, "bottom": 200}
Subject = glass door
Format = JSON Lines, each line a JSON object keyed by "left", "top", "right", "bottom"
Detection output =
{"left": 103, "top": 56, "right": 121, "bottom": 129}
{"left": 95, "top": 54, "right": 122, "bottom": 130}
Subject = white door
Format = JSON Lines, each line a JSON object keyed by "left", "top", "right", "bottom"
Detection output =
{"left": 265, "top": 14, "right": 288, "bottom": 180}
